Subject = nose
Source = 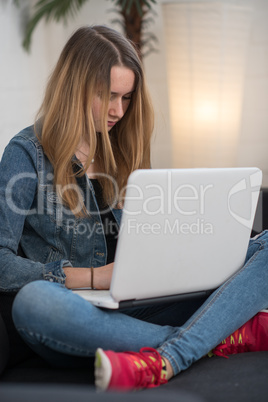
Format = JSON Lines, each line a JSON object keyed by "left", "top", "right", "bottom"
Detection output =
{"left": 109, "top": 98, "right": 125, "bottom": 120}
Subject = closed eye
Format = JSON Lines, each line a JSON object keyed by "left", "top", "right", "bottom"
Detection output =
{"left": 110, "top": 91, "right": 134, "bottom": 101}
{"left": 123, "top": 95, "right": 132, "bottom": 101}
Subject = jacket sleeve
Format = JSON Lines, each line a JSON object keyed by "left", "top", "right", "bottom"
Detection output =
{"left": 0, "top": 135, "right": 67, "bottom": 292}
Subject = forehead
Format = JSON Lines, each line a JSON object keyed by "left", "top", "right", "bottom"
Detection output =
{"left": 110, "top": 66, "right": 135, "bottom": 94}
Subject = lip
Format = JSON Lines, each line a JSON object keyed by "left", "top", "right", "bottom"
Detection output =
{"left": 108, "top": 121, "right": 117, "bottom": 127}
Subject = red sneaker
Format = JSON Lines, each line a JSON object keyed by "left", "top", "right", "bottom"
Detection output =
{"left": 212, "top": 310, "right": 268, "bottom": 357}
{"left": 94, "top": 347, "right": 168, "bottom": 391}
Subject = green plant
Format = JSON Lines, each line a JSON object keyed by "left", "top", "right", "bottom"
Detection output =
{"left": 111, "top": 0, "right": 158, "bottom": 58}
{"left": 14, "top": 0, "right": 157, "bottom": 57}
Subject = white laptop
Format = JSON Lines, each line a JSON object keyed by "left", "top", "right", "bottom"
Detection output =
{"left": 72, "top": 167, "right": 262, "bottom": 309}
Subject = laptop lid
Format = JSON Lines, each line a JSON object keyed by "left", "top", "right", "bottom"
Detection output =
{"left": 74, "top": 167, "right": 262, "bottom": 309}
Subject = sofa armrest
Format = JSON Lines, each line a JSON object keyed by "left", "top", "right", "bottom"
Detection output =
{"left": 252, "top": 188, "right": 268, "bottom": 235}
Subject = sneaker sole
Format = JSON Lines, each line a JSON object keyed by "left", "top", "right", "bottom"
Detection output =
{"left": 94, "top": 348, "right": 112, "bottom": 391}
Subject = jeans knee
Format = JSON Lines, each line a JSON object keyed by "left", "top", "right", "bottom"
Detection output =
{"left": 12, "top": 280, "right": 62, "bottom": 330}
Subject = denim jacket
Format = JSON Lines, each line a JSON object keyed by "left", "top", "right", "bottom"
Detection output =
{"left": 0, "top": 125, "right": 122, "bottom": 292}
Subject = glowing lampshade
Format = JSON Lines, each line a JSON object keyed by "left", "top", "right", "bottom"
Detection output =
{"left": 162, "top": 1, "right": 252, "bottom": 167}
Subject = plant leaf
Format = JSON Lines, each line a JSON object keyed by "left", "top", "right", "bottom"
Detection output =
{"left": 22, "top": 0, "right": 89, "bottom": 52}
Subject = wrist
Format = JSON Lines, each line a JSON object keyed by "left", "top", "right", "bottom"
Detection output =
{"left": 63, "top": 267, "right": 92, "bottom": 289}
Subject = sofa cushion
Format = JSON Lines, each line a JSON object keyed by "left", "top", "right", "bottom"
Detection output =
{"left": 0, "top": 312, "right": 9, "bottom": 375}
{"left": 157, "top": 352, "right": 268, "bottom": 402}
{"left": 0, "top": 293, "right": 34, "bottom": 368}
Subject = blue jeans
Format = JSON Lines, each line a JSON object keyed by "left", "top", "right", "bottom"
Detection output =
{"left": 12, "top": 231, "right": 268, "bottom": 376}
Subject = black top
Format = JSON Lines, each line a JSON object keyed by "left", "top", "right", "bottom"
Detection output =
{"left": 90, "top": 179, "right": 119, "bottom": 264}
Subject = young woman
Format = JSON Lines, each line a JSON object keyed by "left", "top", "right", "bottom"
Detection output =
{"left": 0, "top": 25, "right": 268, "bottom": 392}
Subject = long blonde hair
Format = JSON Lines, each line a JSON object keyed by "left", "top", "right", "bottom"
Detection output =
{"left": 36, "top": 25, "right": 154, "bottom": 215}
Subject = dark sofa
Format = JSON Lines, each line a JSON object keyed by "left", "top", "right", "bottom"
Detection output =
{"left": 1, "top": 189, "right": 268, "bottom": 402}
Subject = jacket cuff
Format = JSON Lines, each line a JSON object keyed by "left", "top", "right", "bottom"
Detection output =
{"left": 43, "top": 259, "right": 72, "bottom": 284}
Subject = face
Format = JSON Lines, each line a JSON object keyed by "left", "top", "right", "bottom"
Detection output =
{"left": 92, "top": 65, "right": 135, "bottom": 132}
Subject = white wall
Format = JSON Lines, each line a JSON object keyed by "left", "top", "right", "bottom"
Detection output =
{"left": 1, "top": 0, "right": 268, "bottom": 183}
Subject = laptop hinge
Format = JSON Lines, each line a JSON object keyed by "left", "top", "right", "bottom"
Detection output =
{"left": 119, "top": 289, "right": 215, "bottom": 309}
